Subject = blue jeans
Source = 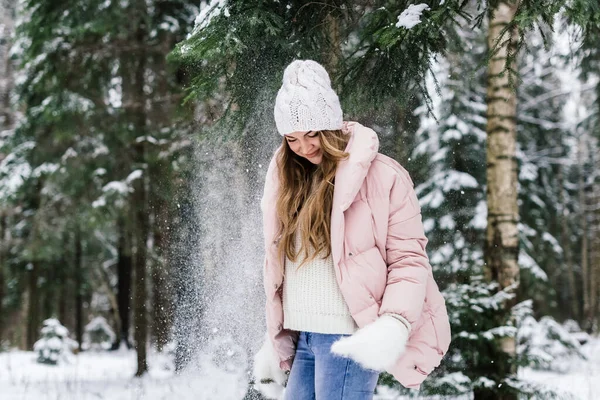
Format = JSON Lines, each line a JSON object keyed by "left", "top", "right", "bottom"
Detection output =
{"left": 284, "top": 331, "right": 380, "bottom": 400}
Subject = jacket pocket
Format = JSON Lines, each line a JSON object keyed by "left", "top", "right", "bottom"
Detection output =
{"left": 343, "top": 246, "right": 386, "bottom": 302}
{"left": 414, "top": 365, "right": 428, "bottom": 375}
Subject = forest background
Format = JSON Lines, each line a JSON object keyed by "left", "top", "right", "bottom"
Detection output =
{"left": 0, "top": 0, "right": 599, "bottom": 399}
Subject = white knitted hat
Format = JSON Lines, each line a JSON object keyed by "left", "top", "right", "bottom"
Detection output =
{"left": 274, "top": 60, "right": 343, "bottom": 136}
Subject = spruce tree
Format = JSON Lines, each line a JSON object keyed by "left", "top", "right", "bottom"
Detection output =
{"left": 515, "top": 29, "right": 573, "bottom": 320}
{"left": 8, "top": 0, "right": 197, "bottom": 373}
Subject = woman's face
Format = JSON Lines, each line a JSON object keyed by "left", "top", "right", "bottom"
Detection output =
{"left": 284, "top": 130, "right": 322, "bottom": 164}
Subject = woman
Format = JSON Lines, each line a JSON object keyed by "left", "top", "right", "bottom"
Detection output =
{"left": 253, "top": 60, "right": 451, "bottom": 400}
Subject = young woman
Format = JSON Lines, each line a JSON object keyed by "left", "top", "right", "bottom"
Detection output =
{"left": 253, "top": 60, "right": 451, "bottom": 400}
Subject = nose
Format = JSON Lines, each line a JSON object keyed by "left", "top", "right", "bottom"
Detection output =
{"left": 301, "top": 141, "right": 312, "bottom": 155}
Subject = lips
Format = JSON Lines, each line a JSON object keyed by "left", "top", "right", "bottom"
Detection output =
{"left": 306, "top": 150, "right": 319, "bottom": 158}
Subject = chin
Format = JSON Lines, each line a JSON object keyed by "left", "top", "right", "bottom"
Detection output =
{"left": 309, "top": 156, "right": 322, "bottom": 165}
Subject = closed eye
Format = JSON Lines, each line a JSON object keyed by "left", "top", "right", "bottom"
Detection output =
{"left": 286, "top": 131, "right": 317, "bottom": 142}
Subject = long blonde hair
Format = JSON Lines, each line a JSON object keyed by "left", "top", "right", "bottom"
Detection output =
{"left": 276, "top": 129, "right": 350, "bottom": 268}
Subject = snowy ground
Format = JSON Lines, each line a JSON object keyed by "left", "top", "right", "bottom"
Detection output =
{"left": 0, "top": 346, "right": 248, "bottom": 400}
{"left": 1, "top": 338, "right": 598, "bottom": 400}
{"left": 520, "top": 336, "right": 600, "bottom": 400}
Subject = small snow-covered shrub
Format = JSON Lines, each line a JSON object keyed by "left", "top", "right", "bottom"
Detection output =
{"left": 33, "top": 318, "right": 78, "bottom": 365}
{"left": 563, "top": 319, "right": 592, "bottom": 345}
{"left": 82, "top": 316, "right": 115, "bottom": 351}
{"left": 516, "top": 301, "right": 586, "bottom": 372}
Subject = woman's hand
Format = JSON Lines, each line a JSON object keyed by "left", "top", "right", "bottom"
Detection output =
{"left": 253, "top": 335, "right": 288, "bottom": 399}
{"left": 330, "top": 315, "right": 410, "bottom": 371}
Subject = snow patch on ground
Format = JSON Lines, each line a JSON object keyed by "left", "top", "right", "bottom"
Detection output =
{"left": 1, "top": 337, "right": 598, "bottom": 399}
{"left": 0, "top": 346, "right": 247, "bottom": 400}
{"left": 520, "top": 336, "right": 600, "bottom": 400}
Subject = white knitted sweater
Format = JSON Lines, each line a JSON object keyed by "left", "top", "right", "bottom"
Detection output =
{"left": 282, "top": 232, "right": 358, "bottom": 334}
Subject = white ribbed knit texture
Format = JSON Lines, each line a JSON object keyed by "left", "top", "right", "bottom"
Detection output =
{"left": 274, "top": 60, "right": 343, "bottom": 136}
{"left": 282, "top": 231, "right": 357, "bottom": 334}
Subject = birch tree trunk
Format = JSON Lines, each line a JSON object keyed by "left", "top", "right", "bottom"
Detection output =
{"left": 481, "top": 1, "right": 520, "bottom": 398}
{"left": 484, "top": 1, "right": 520, "bottom": 304}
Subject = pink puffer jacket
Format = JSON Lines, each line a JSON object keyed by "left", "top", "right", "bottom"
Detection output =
{"left": 260, "top": 121, "right": 451, "bottom": 389}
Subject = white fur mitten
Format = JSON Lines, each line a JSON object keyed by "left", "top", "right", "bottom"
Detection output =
{"left": 253, "top": 335, "right": 288, "bottom": 400}
{"left": 331, "top": 315, "right": 410, "bottom": 371}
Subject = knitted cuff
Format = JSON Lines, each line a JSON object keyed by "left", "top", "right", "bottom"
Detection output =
{"left": 382, "top": 313, "right": 412, "bottom": 335}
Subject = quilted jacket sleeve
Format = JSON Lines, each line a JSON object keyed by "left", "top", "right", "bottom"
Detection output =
{"left": 378, "top": 167, "right": 430, "bottom": 325}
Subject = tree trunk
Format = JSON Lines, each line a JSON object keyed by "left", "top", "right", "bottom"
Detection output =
{"left": 557, "top": 164, "right": 579, "bottom": 320}
{"left": 74, "top": 223, "right": 84, "bottom": 351}
{"left": 323, "top": 11, "right": 342, "bottom": 86}
{"left": 58, "top": 230, "right": 71, "bottom": 332}
{"left": 25, "top": 180, "right": 43, "bottom": 350}
{"left": 0, "top": 0, "right": 14, "bottom": 129}
{"left": 26, "top": 262, "right": 39, "bottom": 350}
{"left": 133, "top": 161, "right": 149, "bottom": 377}
{"left": 590, "top": 146, "right": 599, "bottom": 329}
{"left": 152, "top": 192, "right": 172, "bottom": 352}
{"left": 131, "top": 1, "right": 149, "bottom": 375}
{"left": 0, "top": 213, "right": 5, "bottom": 342}
{"left": 114, "top": 215, "right": 133, "bottom": 349}
{"left": 148, "top": 46, "right": 173, "bottom": 353}
{"left": 0, "top": 0, "right": 15, "bottom": 346}
{"left": 579, "top": 134, "right": 591, "bottom": 331}
{"left": 594, "top": 84, "right": 600, "bottom": 330}
{"left": 479, "top": 1, "right": 519, "bottom": 399}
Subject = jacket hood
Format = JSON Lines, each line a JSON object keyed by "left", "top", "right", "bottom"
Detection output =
{"left": 334, "top": 121, "right": 380, "bottom": 212}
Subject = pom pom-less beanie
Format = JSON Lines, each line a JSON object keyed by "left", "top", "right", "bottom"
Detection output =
{"left": 274, "top": 60, "right": 343, "bottom": 136}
